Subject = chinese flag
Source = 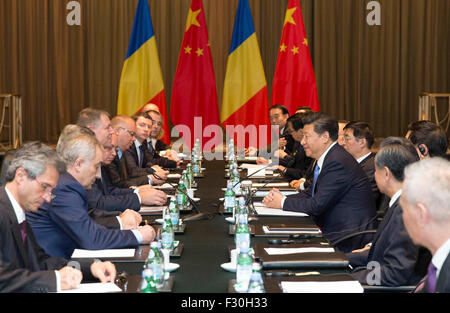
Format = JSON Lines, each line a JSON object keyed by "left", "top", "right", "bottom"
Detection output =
{"left": 272, "top": 0, "right": 320, "bottom": 114}
{"left": 170, "top": 0, "right": 220, "bottom": 150}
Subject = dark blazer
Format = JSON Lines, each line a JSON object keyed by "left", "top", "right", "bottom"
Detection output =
{"left": 104, "top": 152, "right": 151, "bottom": 188}
{"left": 86, "top": 167, "right": 140, "bottom": 212}
{"left": 347, "top": 197, "right": 426, "bottom": 286}
{"left": 359, "top": 153, "right": 381, "bottom": 206}
{"left": 0, "top": 187, "right": 94, "bottom": 292}
{"left": 147, "top": 140, "right": 177, "bottom": 169}
{"left": 283, "top": 143, "right": 377, "bottom": 252}
{"left": 150, "top": 138, "right": 169, "bottom": 153}
{"left": 280, "top": 142, "right": 314, "bottom": 181}
{"left": 26, "top": 172, "right": 139, "bottom": 259}
{"left": 436, "top": 253, "right": 450, "bottom": 292}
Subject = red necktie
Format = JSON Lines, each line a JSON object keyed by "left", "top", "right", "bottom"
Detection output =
{"left": 19, "top": 221, "right": 27, "bottom": 244}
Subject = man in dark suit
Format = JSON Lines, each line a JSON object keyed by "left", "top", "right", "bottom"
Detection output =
{"left": 263, "top": 112, "right": 377, "bottom": 252}
{"left": 27, "top": 131, "right": 156, "bottom": 258}
{"left": 342, "top": 121, "right": 381, "bottom": 206}
{"left": 347, "top": 138, "right": 428, "bottom": 286}
{"left": 406, "top": 120, "right": 449, "bottom": 160}
{"left": 0, "top": 142, "right": 116, "bottom": 292}
{"left": 401, "top": 157, "right": 450, "bottom": 293}
{"left": 124, "top": 112, "right": 173, "bottom": 179}
{"left": 105, "top": 115, "right": 166, "bottom": 188}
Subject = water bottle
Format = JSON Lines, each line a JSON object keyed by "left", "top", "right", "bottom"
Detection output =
{"left": 238, "top": 196, "right": 248, "bottom": 222}
{"left": 182, "top": 170, "right": 190, "bottom": 189}
{"left": 224, "top": 180, "right": 235, "bottom": 213}
{"left": 232, "top": 167, "right": 241, "bottom": 193}
{"left": 176, "top": 179, "right": 187, "bottom": 210}
{"left": 140, "top": 267, "right": 158, "bottom": 293}
{"left": 168, "top": 197, "right": 179, "bottom": 230}
{"left": 186, "top": 163, "right": 194, "bottom": 186}
{"left": 235, "top": 214, "right": 250, "bottom": 250}
{"left": 161, "top": 213, "right": 174, "bottom": 251}
{"left": 146, "top": 242, "right": 164, "bottom": 288}
{"left": 247, "top": 262, "right": 265, "bottom": 293}
{"left": 236, "top": 241, "right": 253, "bottom": 292}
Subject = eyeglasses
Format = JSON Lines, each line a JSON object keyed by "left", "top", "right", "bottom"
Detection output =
{"left": 35, "top": 178, "right": 56, "bottom": 200}
{"left": 119, "top": 127, "right": 136, "bottom": 138}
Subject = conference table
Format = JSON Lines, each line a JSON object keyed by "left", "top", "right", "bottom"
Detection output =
{"left": 109, "top": 160, "right": 352, "bottom": 293}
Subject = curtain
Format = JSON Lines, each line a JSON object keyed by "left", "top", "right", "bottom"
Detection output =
{"left": 0, "top": 0, "right": 449, "bottom": 143}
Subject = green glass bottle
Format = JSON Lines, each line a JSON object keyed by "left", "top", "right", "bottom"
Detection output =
{"left": 176, "top": 179, "right": 187, "bottom": 210}
{"left": 140, "top": 268, "right": 158, "bottom": 293}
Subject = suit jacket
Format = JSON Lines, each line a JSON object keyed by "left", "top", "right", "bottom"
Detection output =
{"left": 359, "top": 153, "right": 381, "bottom": 206}
{"left": 283, "top": 144, "right": 377, "bottom": 252}
{"left": 146, "top": 140, "right": 177, "bottom": 169}
{"left": 26, "top": 172, "right": 139, "bottom": 259}
{"left": 347, "top": 198, "right": 426, "bottom": 286}
{"left": 149, "top": 138, "right": 169, "bottom": 153}
{"left": 436, "top": 253, "right": 450, "bottom": 292}
{"left": 125, "top": 141, "right": 175, "bottom": 178}
{"left": 86, "top": 167, "right": 140, "bottom": 212}
{"left": 280, "top": 142, "right": 314, "bottom": 181}
{"left": 0, "top": 187, "right": 94, "bottom": 292}
{"left": 104, "top": 153, "right": 151, "bottom": 188}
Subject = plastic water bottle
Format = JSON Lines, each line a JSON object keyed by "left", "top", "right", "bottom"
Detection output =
{"left": 235, "top": 213, "right": 250, "bottom": 250}
{"left": 146, "top": 242, "right": 164, "bottom": 288}
{"left": 182, "top": 170, "right": 190, "bottom": 189}
{"left": 176, "top": 179, "right": 187, "bottom": 210}
{"left": 238, "top": 196, "right": 248, "bottom": 222}
{"left": 224, "top": 180, "right": 235, "bottom": 213}
{"left": 140, "top": 267, "right": 158, "bottom": 293}
{"left": 161, "top": 214, "right": 174, "bottom": 251}
{"left": 168, "top": 197, "right": 179, "bottom": 229}
{"left": 236, "top": 241, "right": 253, "bottom": 292}
{"left": 232, "top": 167, "right": 241, "bottom": 193}
{"left": 247, "top": 262, "right": 265, "bottom": 293}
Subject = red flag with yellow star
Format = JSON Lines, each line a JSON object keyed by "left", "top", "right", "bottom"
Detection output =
{"left": 271, "top": 0, "right": 320, "bottom": 113}
{"left": 170, "top": 0, "right": 219, "bottom": 150}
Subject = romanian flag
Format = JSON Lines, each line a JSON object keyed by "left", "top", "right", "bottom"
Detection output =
{"left": 171, "top": 0, "right": 220, "bottom": 150}
{"left": 117, "top": 0, "right": 170, "bottom": 144}
{"left": 221, "top": 0, "right": 270, "bottom": 149}
{"left": 272, "top": 0, "right": 320, "bottom": 113}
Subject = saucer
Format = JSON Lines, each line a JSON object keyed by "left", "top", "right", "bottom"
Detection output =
{"left": 220, "top": 262, "right": 237, "bottom": 273}
{"left": 165, "top": 263, "right": 180, "bottom": 272}
{"left": 225, "top": 217, "right": 257, "bottom": 224}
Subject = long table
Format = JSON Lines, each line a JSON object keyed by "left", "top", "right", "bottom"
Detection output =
{"left": 113, "top": 160, "right": 350, "bottom": 293}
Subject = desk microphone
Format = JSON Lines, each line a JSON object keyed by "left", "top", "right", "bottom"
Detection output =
{"left": 231, "top": 162, "right": 276, "bottom": 189}
{"left": 151, "top": 172, "right": 213, "bottom": 223}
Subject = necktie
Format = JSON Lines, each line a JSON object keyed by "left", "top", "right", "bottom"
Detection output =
{"left": 139, "top": 145, "right": 144, "bottom": 167}
{"left": 311, "top": 164, "right": 320, "bottom": 197}
{"left": 148, "top": 141, "right": 154, "bottom": 154}
{"left": 19, "top": 221, "right": 27, "bottom": 244}
{"left": 426, "top": 262, "right": 438, "bottom": 293}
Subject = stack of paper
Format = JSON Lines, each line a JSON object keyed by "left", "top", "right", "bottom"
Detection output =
{"left": 252, "top": 182, "right": 290, "bottom": 188}
{"left": 280, "top": 281, "right": 364, "bottom": 293}
{"left": 71, "top": 249, "right": 136, "bottom": 258}
{"left": 253, "top": 203, "right": 308, "bottom": 217}
{"left": 264, "top": 247, "right": 335, "bottom": 255}
{"left": 140, "top": 205, "right": 167, "bottom": 213}
{"left": 262, "top": 226, "right": 320, "bottom": 234}
{"left": 58, "top": 283, "right": 122, "bottom": 293}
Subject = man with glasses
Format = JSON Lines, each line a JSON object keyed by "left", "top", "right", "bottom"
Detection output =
{"left": 0, "top": 142, "right": 117, "bottom": 292}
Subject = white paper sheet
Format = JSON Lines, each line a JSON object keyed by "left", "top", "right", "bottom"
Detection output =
{"left": 58, "top": 282, "right": 122, "bottom": 293}
{"left": 71, "top": 249, "right": 135, "bottom": 258}
{"left": 252, "top": 182, "right": 290, "bottom": 188}
{"left": 154, "top": 183, "right": 175, "bottom": 189}
{"left": 140, "top": 205, "right": 167, "bottom": 213}
{"left": 280, "top": 281, "right": 364, "bottom": 293}
{"left": 262, "top": 226, "right": 321, "bottom": 234}
{"left": 253, "top": 203, "right": 308, "bottom": 217}
{"left": 167, "top": 173, "right": 181, "bottom": 179}
{"left": 253, "top": 191, "right": 297, "bottom": 197}
{"left": 264, "top": 247, "right": 335, "bottom": 255}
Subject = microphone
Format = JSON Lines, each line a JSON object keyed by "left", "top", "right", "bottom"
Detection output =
{"left": 151, "top": 172, "right": 213, "bottom": 222}
{"left": 245, "top": 169, "right": 285, "bottom": 215}
{"left": 231, "top": 162, "right": 276, "bottom": 189}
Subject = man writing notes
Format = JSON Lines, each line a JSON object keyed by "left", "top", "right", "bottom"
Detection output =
{"left": 0, "top": 142, "right": 116, "bottom": 292}
{"left": 263, "top": 112, "right": 377, "bottom": 252}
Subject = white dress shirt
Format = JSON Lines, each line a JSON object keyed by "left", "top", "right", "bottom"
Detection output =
{"left": 432, "top": 238, "right": 450, "bottom": 279}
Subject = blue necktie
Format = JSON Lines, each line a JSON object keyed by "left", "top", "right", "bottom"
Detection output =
{"left": 139, "top": 145, "right": 144, "bottom": 167}
{"left": 311, "top": 163, "right": 320, "bottom": 197}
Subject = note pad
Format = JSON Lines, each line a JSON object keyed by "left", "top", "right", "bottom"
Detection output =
{"left": 140, "top": 206, "right": 167, "bottom": 213}
{"left": 264, "top": 247, "right": 335, "bottom": 255}
{"left": 71, "top": 249, "right": 136, "bottom": 258}
{"left": 252, "top": 203, "right": 308, "bottom": 217}
{"left": 58, "top": 282, "right": 122, "bottom": 293}
{"left": 252, "top": 182, "right": 290, "bottom": 188}
{"left": 167, "top": 173, "right": 181, "bottom": 179}
{"left": 280, "top": 281, "right": 363, "bottom": 293}
{"left": 262, "top": 226, "right": 320, "bottom": 234}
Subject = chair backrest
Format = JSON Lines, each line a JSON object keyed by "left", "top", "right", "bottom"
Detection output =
{"left": 0, "top": 149, "right": 16, "bottom": 186}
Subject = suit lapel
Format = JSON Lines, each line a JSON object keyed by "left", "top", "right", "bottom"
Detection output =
{"left": 368, "top": 199, "right": 398, "bottom": 259}
{"left": 436, "top": 253, "right": 450, "bottom": 292}
{"left": 0, "top": 187, "right": 31, "bottom": 268}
